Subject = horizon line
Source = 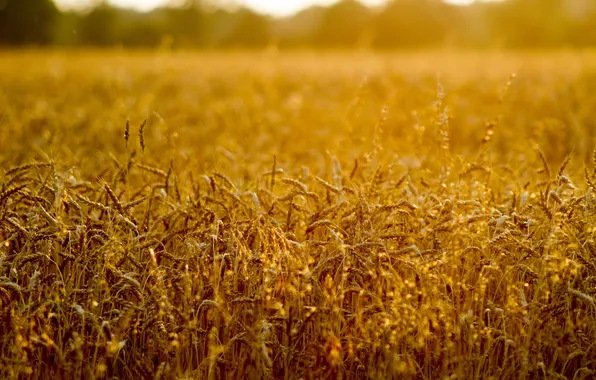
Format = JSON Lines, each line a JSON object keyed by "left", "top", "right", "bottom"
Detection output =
{"left": 54, "top": 0, "right": 491, "bottom": 17}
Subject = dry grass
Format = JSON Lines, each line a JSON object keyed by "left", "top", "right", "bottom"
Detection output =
{"left": 1, "top": 50, "right": 596, "bottom": 379}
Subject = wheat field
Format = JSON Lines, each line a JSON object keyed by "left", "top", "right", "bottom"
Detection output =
{"left": 1, "top": 50, "right": 596, "bottom": 379}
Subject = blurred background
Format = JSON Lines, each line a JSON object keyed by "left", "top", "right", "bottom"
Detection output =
{"left": 0, "top": 0, "right": 595, "bottom": 49}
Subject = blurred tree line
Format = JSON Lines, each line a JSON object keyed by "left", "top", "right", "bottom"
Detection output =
{"left": 1, "top": 0, "right": 595, "bottom": 49}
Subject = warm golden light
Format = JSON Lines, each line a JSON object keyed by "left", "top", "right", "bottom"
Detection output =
{"left": 56, "top": 0, "right": 478, "bottom": 15}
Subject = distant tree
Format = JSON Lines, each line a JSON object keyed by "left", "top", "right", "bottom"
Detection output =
{"left": 220, "top": 8, "right": 271, "bottom": 48}
{"left": 79, "top": 3, "right": 119, "bottom": 46}
{"left": 271, "top": 6, "right": 326, "bottom": 48}
{"left": 313, "top": 0, "right": 372, "bottom": 48}
{"left": 454, "top": 2, "right": 496, "bottom": 48}
{"left": 566, "top": 10, "right": 596, "bottom": 47}
{"left": 162, "top": 6, "right": 206, "bottom": 47}
{"left": 52, "top": 11, "right": 80, "bottom": 46}
{"left": 373, "top": 0, "right": 460, "bottom": 49}
{"left": 489, "top": 0, "right": 568, "bottom": 48}
{"left": 0, "top": 0, "right": 59, "bottom": 45}
{"left": 120, "top": 16, "right": 164, "bottom": 47}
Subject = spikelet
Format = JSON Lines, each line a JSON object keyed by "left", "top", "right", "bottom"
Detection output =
{"left": 316, "top": 200, "right": 348, "bottom": 221}
{"left": 213, "top": 171, "right": 236, "bottom": 191}
{"left": 314, "top": 176, "right": 341, "bottom": 194}
{"left": 0, "top": 281, "right": 22, "bottom": 293}
{"left": 460, "top": 164, "right": 490, "bottom": 178}
{"left": 104, "top": 182, "right": 124, "bottom": 214}
{"left": 349, "top": 158, "right": 359, "bottom": 180}
{"left": 138, "top": 119, "right": 147, "bottom": 152}
{"left": 557, "top": 151, "right": 573, "bottom": 179}
{"left": 116, "top": 214, "right": 139, "bottom": 235}
{"left": 567, "top": 287, "right": 595, "bottom": 306}
{"left": 165, "top": 160, "right": 173, "bottom": 195}
{"left": 489, "top": 231, "right": 513, "bottom": 246}
{"left": 395, "top": 170, "right": 410, "bottom": 190}
{"left": 27, "top": 269, "right": 41, "bottom": 291}
{"left": 375, "top": 204, "right": 410, "bottom": 216}
{"left": 136, "top": 163, "right": 167, "bottom": 178}
{"left": 539, "top": 188, "right": 553, "bottom": 220}
{"left": 75, "top": 192, "right": 109, "bottom": 212}
{"left": 270, "top": 155, "right": 277, "bottom": 191}
{"left": 5, "top": 163, "right": 51, "bottom": 177}
{"left": 122, "top": 196, "right": 150, "bottom": 210}
{"left": 280, "top": 178, "right": 308, "bottom": 192}
{"left": 38, "top": 204, "right": 58, "bottom": 228}
{"left": 5, "top": 217, "right": 29, "bottom": 236}
{"left": 537, "top": 150, "right": 551, "bottom": 179}
{"left": 585, "top": 168, "right": 596, "bottom": 193}
{"left": 306, "top": 219, "right": 341, "bottom": 234}
{"left": 124, "top": 120, "right": 130, "bottom": 148}
{"left": 481, "top": 120, "right": 497, "bottom": 145}
{"left": 0, "top": 184, "right": 27, "bottom": 205}
{"left": 548, "top": 190, "right": 562, "bottom": 205}
{"left": 122, "top": 274, "right": 142, "bottom": 291}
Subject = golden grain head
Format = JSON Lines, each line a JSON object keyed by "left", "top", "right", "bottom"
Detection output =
{"left": 0, "top": 51, "right": 595, "bottom": 380}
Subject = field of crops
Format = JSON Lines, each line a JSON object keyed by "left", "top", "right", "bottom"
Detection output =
{"left": 1, "top": 50, "right": 596, "bottom": 379}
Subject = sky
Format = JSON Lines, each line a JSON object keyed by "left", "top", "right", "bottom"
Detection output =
{"left": 56, "top": 0, "right": 476, "bottom": 16}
